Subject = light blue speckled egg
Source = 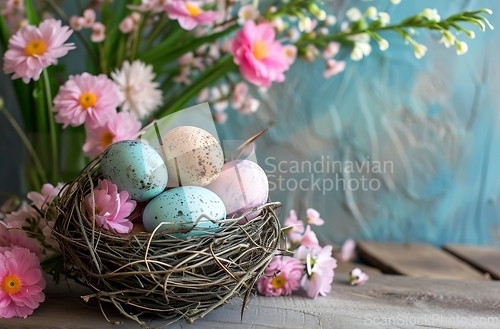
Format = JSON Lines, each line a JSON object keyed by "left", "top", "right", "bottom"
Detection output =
{"left": 101, "top": 140, "right": 168, "bottom": 202}
{"left": 142, "top": 186, "right": 226, "bottom": 237}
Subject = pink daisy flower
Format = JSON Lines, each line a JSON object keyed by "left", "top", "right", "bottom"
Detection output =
{"left": 2, "top": 19, "right": 75, "bottom": 83}
{"left": 0, "top": 223, "right": 43, "bottom": 260}
{"left": 82, "top": 111, "right": 142, "bottom": 158}
{"left": 306, "top": 208, "right": 324, "bottom": 226}
{"left": 349, "top": 267, "right": 369, "bottom": 286}
{"left": 27, "top": 183, "right": 65, "bottom": 213}
{"left": 257, "top": 256, "right": 304, "bottom": 296}
{"left": 295, "top": 245, "right": 337, "bottom": 299}
{"left": 85, "top": 179, "right": 136, "bottom": 234}
{"left": 230, "top": 21, "right": 290, "bottom": 88}
{"left": 164, "top": 1, "right": 220, "bottom": 31}
{"left": 53, "top": 73, "right": 122, "bottom": 128}
{"left": 0, "top": 246, "right": 46, "bottom": 318}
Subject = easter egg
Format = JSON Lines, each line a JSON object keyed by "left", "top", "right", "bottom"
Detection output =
{"left": 160, "top": 126, "right": 224, "bottom": 187}
{"left": 101, "top": 140, "right": 168, "bottom": 202}
{"left": 206, "top": 159, "right": 269, "bottom": 223}
{"left": 142, "top": 186, "right": 226, "bottom": 237}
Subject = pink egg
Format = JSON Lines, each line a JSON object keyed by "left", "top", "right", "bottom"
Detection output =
{"left": 206, "top": 159, "right": 269, "bottom": 223}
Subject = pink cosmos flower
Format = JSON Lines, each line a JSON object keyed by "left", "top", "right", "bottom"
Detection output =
{"left": 27, "top": 183, "right": 64, "bottom": 213}
{"left": 0, "top": 223, "right": 43, "bottom": 260}
{"left": 85, "top": 179, "right": 136, "bottom": 234}
{"left": 323, "top": 59, "right": 346, "bottom": 79}
{"left": 53, "top": 73, "right": 122, "bottom": 128}
{"left": 2, "top": 19, "right": 75, "bottom": 83}
{"left": 301, "top": 225, "right": 320, "bottom": 248}
{"left": 306, "top": 208, "right": 324, "bottom": 226}
{"left": 164, "top": 1, "right": 220, "bottom": 31}
{"left": 3, "top": 0, "right": 24, "bottom": 14}
{"left": 295, "top": 245, "right": 337, "bottom": 299}
{"left": 230, "top": 21, "right": 290, "bottom": 88}
{"left": 0, "top": 246, "right": 46, "bottom": 318}
{"left": 82, "top": 111, "right": 142, "bottom": 158}
{"left": 349, "top": 268, "right": 369, "bottom": 286}
{"left": 257, "top": 256, "right": 304, "bottom": 296}
{"left": 284, "top": 210, "right": 304, "bottom": 243}
{"left": 3, "top": 203, "right": 35, "bottom": 230}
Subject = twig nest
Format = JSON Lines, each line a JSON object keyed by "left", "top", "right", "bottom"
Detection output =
{"left": 53, "top": 158, "right": 281, "bottom": 326}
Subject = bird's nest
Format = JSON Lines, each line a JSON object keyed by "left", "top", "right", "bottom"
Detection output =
{"left": 53, "top": 159, "right": 282, "bottom": 326}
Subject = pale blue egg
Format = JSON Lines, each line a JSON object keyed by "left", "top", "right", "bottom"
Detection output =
{"left": 142, "top": 186, "right": 226, "bottom": 237}
{"left": 101, "top": 140, "right": 168, "bottom": 202}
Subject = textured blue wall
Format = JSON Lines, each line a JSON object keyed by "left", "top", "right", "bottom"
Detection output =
{"left": 217, "top": 0, "right": 500, "bottom": 246}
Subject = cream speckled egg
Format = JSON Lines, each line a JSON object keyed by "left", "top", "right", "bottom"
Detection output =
{"left": 160, "top": 126, "right": 224, "bottom": 187}
{"left": 206, "top": 159, "right": 269, "bottom": 223}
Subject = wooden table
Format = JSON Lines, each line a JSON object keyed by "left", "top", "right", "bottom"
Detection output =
{"left": 0, "top": 271, "right": 499, "bottom": 328}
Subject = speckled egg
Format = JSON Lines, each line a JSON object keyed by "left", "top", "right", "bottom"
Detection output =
{"left": 101, "top": 140, "right": 168, "bottom": 202}
{"left": 206, "top": 159, "right": 269, "bottom": 223}
{"left": 160, "top": 126, "right": 224, "bottom": 187}
{"left": 142, "top": 186, "right": 226, "bottom": 237}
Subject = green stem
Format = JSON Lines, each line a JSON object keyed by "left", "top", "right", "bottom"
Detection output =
{"left": 0, "top": 105, "right": 48, "bottom": 184}
{"left": 42, "top": 69, "right": 58, "bottom": 184}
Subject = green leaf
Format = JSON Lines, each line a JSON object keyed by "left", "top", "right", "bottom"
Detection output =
{"left": 0, "top": 15, "right": 9, "bottom": 50}
{"left": 40, "top": 253, "right": 64, "bottom": 284}
{"left": 140, "top": 23, "right": 239, "bottom": 65}
{"left": 24, "top": 0, "right": 40, "bottom": 25}
{"left": 102, "top": 1, "right": 129, "bottom": 72}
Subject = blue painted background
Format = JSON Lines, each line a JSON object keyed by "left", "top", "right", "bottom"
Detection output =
{"left": 1, "top": 0, "right": 500, "bottom": 246}
{"left": 217, "top": 0, "right": 500, "bottom": 246}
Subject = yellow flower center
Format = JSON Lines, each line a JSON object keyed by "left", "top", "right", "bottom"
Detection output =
{"left": 101, "top": 131, "right": 115, "bottom": 148}
{"left": 1, "top": 274, "right": 22, "bottom": 295}
{"left": 24, "top": 40, "right": 47, "bottom": 57}
{"left": 270, "top": 275, "right": 285, "bottom": 289}
{"left": 252, "top": 40, "right": 269, "bottom": 60}
{"left": 79, "top": 92, "right": 98, "bottom": 110}
{"left": 185, "top": 3, "right": 202, "bottom": 17}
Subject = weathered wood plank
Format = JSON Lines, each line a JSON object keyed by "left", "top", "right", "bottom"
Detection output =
{"left": 1, "top": 274, "right": 499, "bottom": 329}
{"left": 335, "top": 261, "right": 382, "bottom": 276}
{"left": 357, "top": 241, "right": 488, "bottom": 280}
{"left": 443, "top": 244, "right": 500, "bottom": 280}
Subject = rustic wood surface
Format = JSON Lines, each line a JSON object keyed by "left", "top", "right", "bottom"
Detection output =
{"left": 0, "top": 273, "right": 499, "bottom": 329}
{"left": 335, "top": 261, "right": 382, "bottom": 276}
{"left": 443, "top": 244, "right": 500, "bottom": 280}
{"left": 357, "top": 241, "right": 488, "bottom": 280}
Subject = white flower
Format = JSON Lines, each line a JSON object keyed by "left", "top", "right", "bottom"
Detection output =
{"left": 237, "top": 4, "right": 259, "bottom": 26}
{"left": 350, "top": 42, "right": 372, "bottom": 61}
{"left": 111, "top": 60, "right": 163, "bottom": 119}
{"left": 390, "top": 0, "right": 401, "bottom": 4}
{"left": 298, "top": 16, "right": 312, "bottom": 32}
{"left": 316, "top": 10, "right": 327, "bottom": 21}
{"left": 378, "top": 12, "right": 390, "bottom": 26}
{"left": 346, "top": 8, "right": 362, "bottom": 22}
{"left": 456, "top": 41, "right": 468, "bottom": 55}
{"left": 465, "top": 30, "right": 476, "bottom": 39}
{"left": 239, "top": 97, "right": 260, "bottom": 114}
{"left": 272, "top": 17, "right": 285, "bottom": 34}
{"left": 413, "top": 43, "right": 428, "bottom": 59}
{"left": 365, "top": 6, "right": 378, "bottom": 20}
{"left": 439, "top": 30, "right": 456, "bottom": 48}
{"left": 378, "top": 39, "right": 389, "bottom": 51}
{"left": 325, "top": 15, "right": 337, "bottom": 26}
{"left": 421, "top": 8, "right": 441, "bottom": 22}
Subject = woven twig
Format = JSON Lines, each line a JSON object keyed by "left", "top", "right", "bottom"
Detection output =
{"left": 53, "top": 158, "right": 282, "bottom": 327}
